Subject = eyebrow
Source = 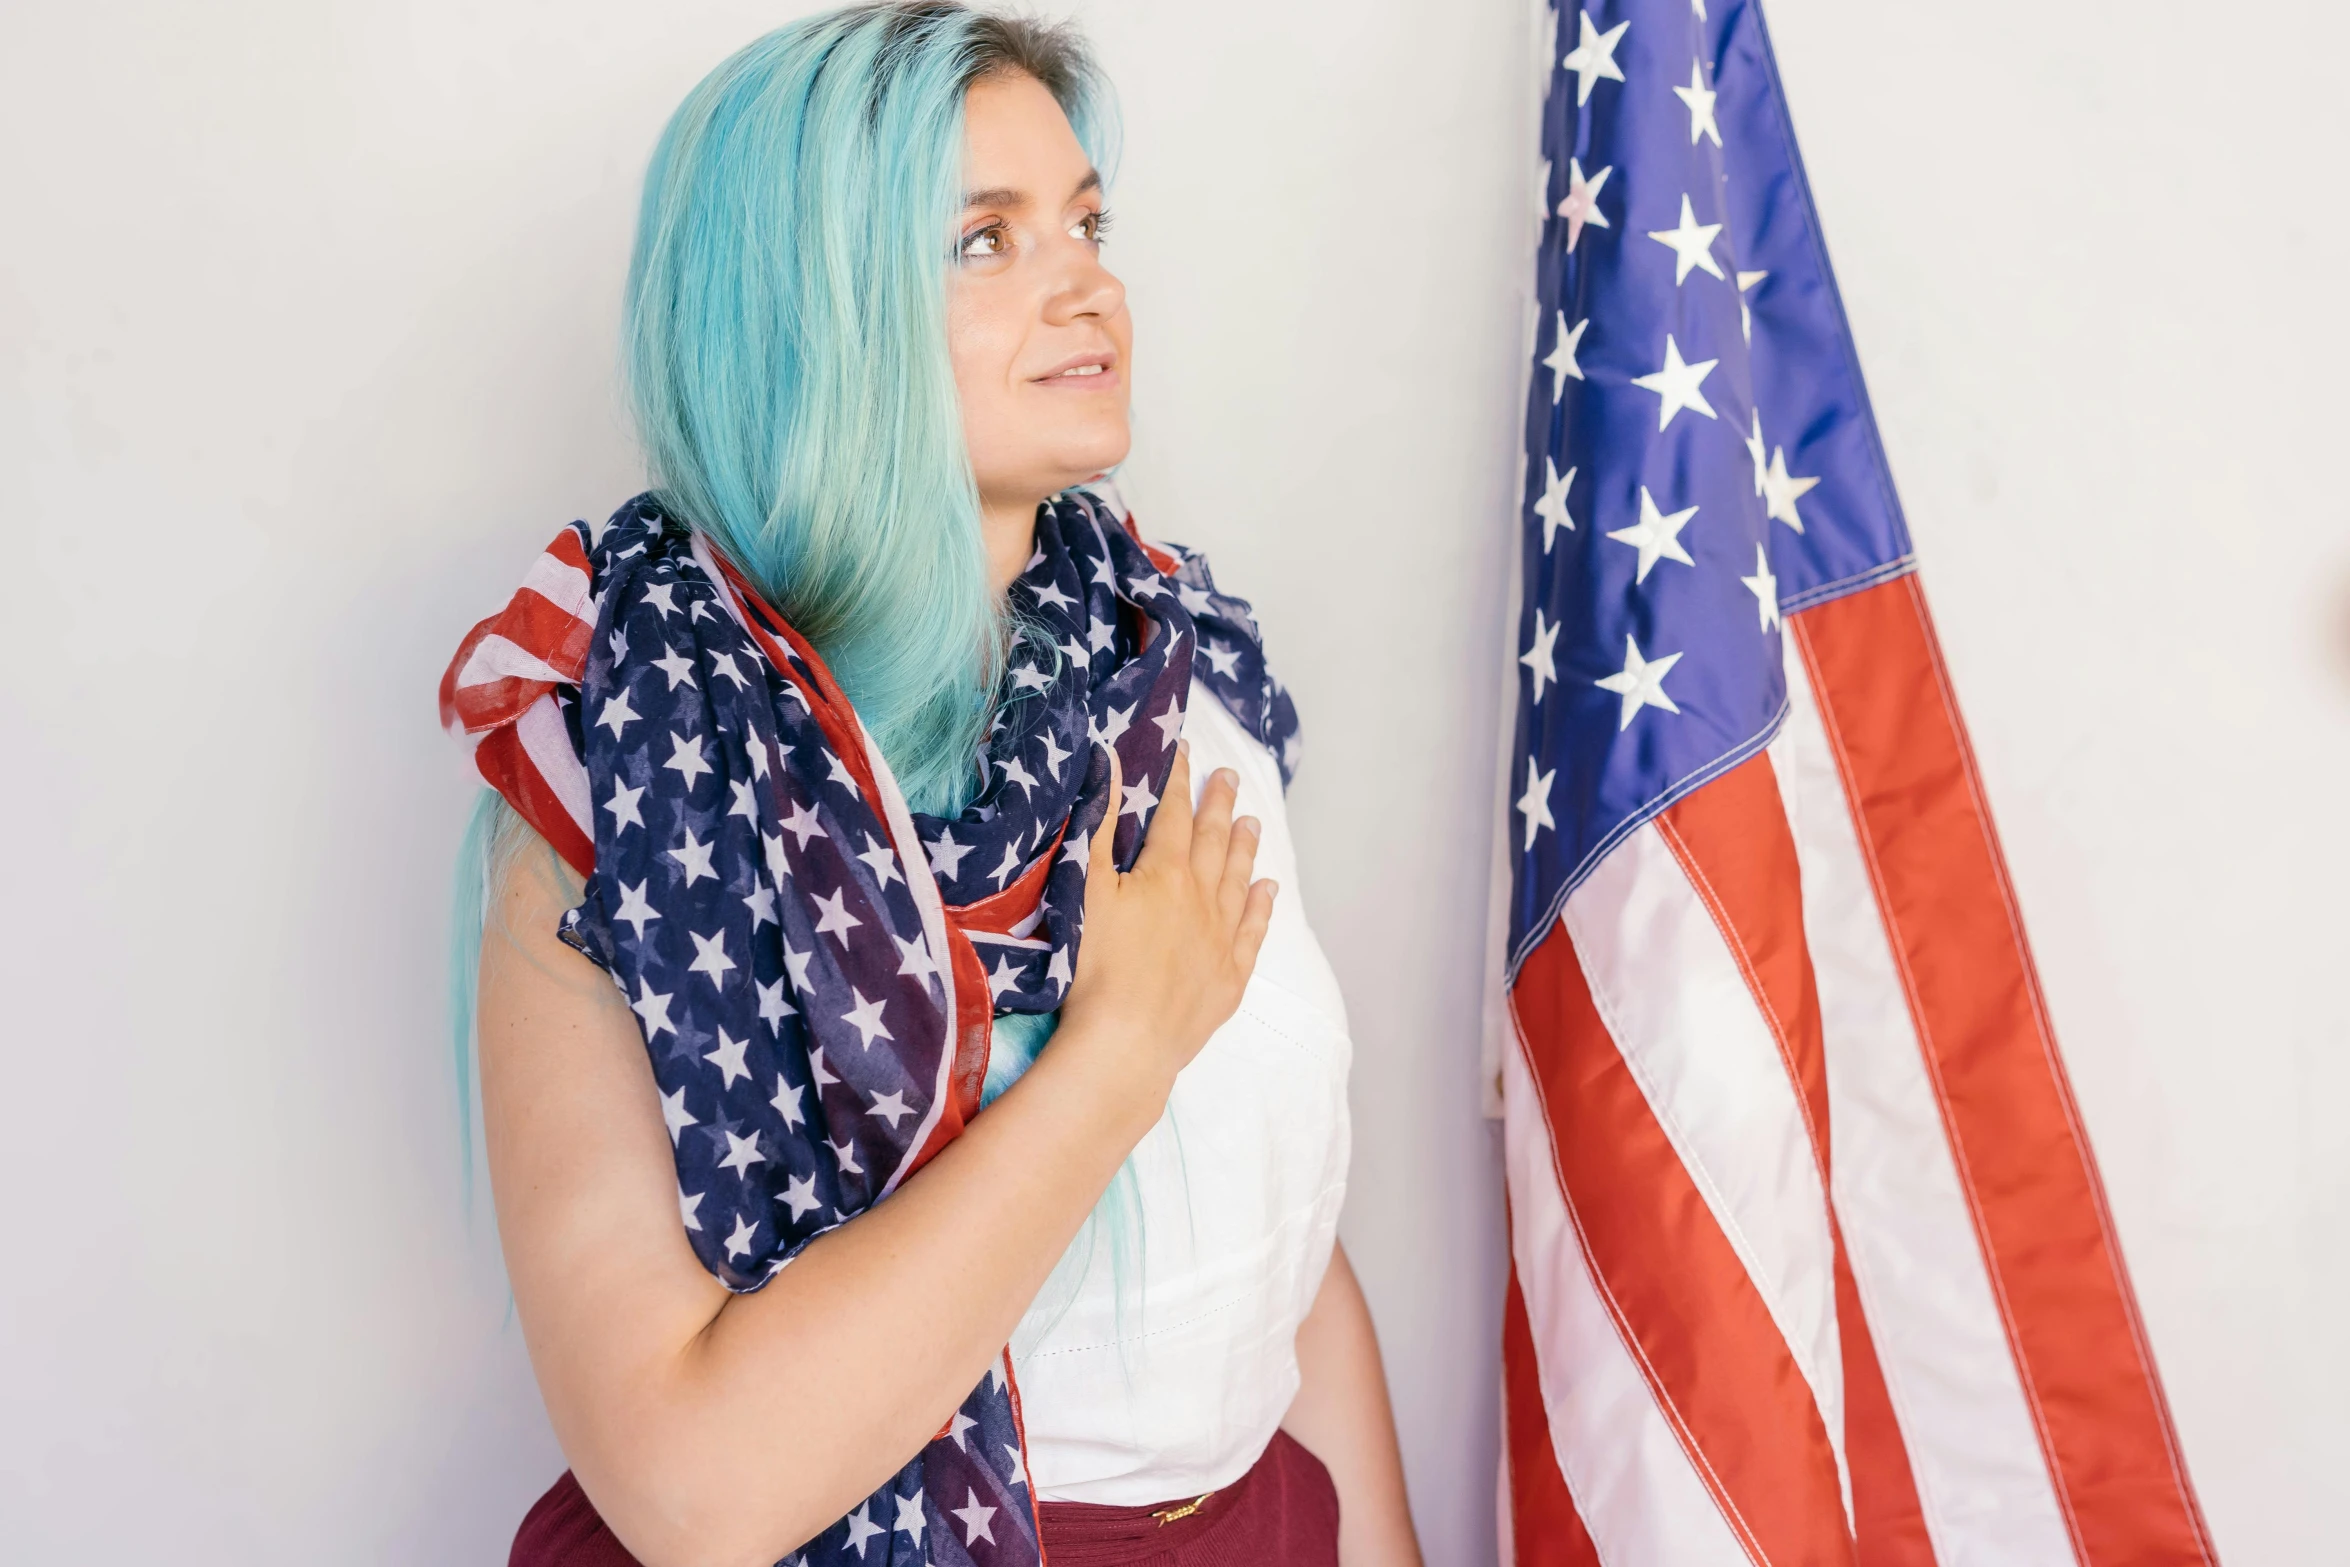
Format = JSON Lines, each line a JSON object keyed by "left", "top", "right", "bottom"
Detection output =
{"left": 962, "top": 169, "right": 1103, "bottom": 210}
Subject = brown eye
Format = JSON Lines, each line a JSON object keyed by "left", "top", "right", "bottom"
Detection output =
{"left": 959, "top": 224, "right": 1008, "bottom": 261}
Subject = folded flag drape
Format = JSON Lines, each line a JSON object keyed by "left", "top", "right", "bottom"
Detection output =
{"left": 1492, "top": 4, "right": 2216, "bottom": 1563}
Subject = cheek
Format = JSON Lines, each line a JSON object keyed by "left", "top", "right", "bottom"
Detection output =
{"left": 946, "top": 285, "right": 1023, "bottom": 420}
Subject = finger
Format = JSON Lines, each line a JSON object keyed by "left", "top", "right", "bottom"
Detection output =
{"left": 1089, "top": 746, "right": 1123, "bottom": 879}
{"left": 1232, "top": 878, "right": 1278, "bottom": 975}
{"left": 1189, "top": 767, "right": 1238, "bottom": 889}
{"left": 1220, "top": 814, "right": 1262, "bottom": 921}
{"left": 1138, "top": 741, "right": 1193, "bottom": 869}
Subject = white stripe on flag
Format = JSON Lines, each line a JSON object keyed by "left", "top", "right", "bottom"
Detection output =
{"left": 514, "top": 692, "right": 592, "bottom": 844}
{"left": 518, "top": 547, "right": 593, "bottom": 619}
{"left": 1771, "top": 643, "right": 2077, "bottom": 1567}
{"left": 456, "top": 631, "right": 574, "bottom": 693}
{"left": 1501, "top": 1027, "right": 1752, "bottom": 1567}
{"left": 1562, "top": 824, "right": 1850, "bottom": 1510}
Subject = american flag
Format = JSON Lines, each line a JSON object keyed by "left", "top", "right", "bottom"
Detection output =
{"left": 1494, "top": 4, "right": 2216, "bottom": 1563}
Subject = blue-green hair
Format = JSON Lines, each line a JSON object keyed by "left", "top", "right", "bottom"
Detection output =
{"left": 623, "top": 0, "right": 1114, "bottom": 815}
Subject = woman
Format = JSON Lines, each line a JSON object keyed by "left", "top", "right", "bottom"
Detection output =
{"left": 443, "top": 6, "right": 1420, "bottom": 1564}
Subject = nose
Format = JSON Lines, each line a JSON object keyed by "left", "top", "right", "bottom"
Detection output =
{"left": 1042, "top": 235, "right": 1125, "bottom": 327}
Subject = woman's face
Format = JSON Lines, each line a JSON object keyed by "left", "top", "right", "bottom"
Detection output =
{"left": 948, "top": 71, "right": 1132, "bottom": 523}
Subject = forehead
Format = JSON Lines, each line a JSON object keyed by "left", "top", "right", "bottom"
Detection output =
{"left": 961, "top": 71, "right": 1092, "bottom": 203}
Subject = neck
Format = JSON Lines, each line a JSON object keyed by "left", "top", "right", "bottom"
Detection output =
{"left": 980, "top": 495, "right": 1041, "bottom": 597}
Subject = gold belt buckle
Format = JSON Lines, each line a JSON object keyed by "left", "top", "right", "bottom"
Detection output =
{"left": 1150, "top": 1490, "right": 1215, "bottom": 1526}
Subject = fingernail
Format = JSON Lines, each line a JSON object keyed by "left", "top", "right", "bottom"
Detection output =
{"left": 1237, "top": 816, "right": 1261, "bottom": 835}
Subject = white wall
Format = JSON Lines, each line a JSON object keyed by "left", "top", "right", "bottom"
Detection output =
{"left": 1, "top": 2, "right": 2339, "bottom": 1564}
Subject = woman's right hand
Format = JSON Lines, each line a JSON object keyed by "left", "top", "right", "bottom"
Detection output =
{"left": 1055, "top": 740, "right": 1278, "bottom": 1092}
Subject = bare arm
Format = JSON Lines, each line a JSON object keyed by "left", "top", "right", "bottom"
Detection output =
{"left": 478, "top": 748, "right": 1272, "bottom": 1567}
{"left": 1282, "top": 1243, "right": 1423, "bottom": 1567}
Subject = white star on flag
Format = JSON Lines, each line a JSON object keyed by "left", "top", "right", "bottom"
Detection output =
{"left": 893, "top": 1491, "right": 927, "bottom": 1545}
{"left": 770, "top": 1074, "right": 805, "bottom": 1131}
{"left": 662, "top": 730, "right": 712, "bottom": 790}
{"left": 987, "top": 956, "right": 1024, "bottom": 1002}
{"left": 1631, "top": 334, "right": 1719, "bottom": 429}
{"left": 926, "top": 828, "right": 973, "bottom": 879}
{"left": 1673, "top": 60, "right": 1722, "bottom": 146}
{"left": 756, "top": 976, "right": 795, "bottom": 1030}
{"left": 677, "top": 1189, "right": 703, "bottom": 1231}
{"left": 632, "top": 978, "right": 675, "bottom": 1038}
{"left": 687, "top": 929, "right": 735, "bottom": 988}
{"left": 1517, "top": 758, "right": 1557, "bottom": 851}
{"left": 1738, "top": 269, "right": 1768, "bottom": 341}
{"left": 1120, "top": 770, "right": 1159, "bottom": 820}
{"left": 951, "top": 1490, "right": 998, "bottom": 1547}
{"left": 840, "top": 989, "right": 892, "bottom": 1049}
{"left": 823, "top": 748, "right": 861, "bottom": 797}
{"left": 894, "top": 933, "right": 942, "bottom": 990}
{"left": 1533, "top": 458, "right": 1576, "bottom": 552}
{"left": 1596, "top": 635, "right": 1685, "bottom": 729}
{"left": 868, "top": 1089, "right": 915, "bottom": 1129}
{"left": 1741, "top": 544, "right": 1783, "bottom": 632}
{"left": 1607, "top": 487, "right": 1700, "bottom": 582}
{"left": 1151, "top": 698, "right": 1186, "bottom": 748}
{"left": 1521, "top": 609, "right": 1561, "bottom": 701}
{"left": 843, "top": 1502, "right": 883, "bottom": 1557}
{"left": 723, "top": 1213, "right": 757, "bottom": 1261}
{"left": 854, "top": 832, "right": 903, "bottom": 889}
{"left": 704, "top": 1027, "right": 751, "bottom": 1086}
{"left": 613, "top": 879, "right": 659, "bottom": 938}
{"left": 779, "top": 798, "right": 824, "bottom": 849}
{"left": 778, "top": 1172, "right": 821, "bottom": 1221}
{"left": 606, "top": 779, "right": 645, "bottom": 831}
{"left": 718, "top": 1128, "right": 765, "bottom": 1176}
{"left": 660, "top": 1086, "right": 697, "bottom": 1146}
{"left": 667, "top": 827, "right": 717, "bottom": 886}
{"left": 1557, "top": 158, "right": 1613, "bottom": 251}
{"left": 1561, "top": 10, "right": 1629, "bottom": 104}
{"left": 1762, "top": 446, "right": 1823, "bottom": 532}
{"left": 1545, "top": 312, "right": 1588, "bottom": 402}
{"left": 595, "top": 690, "right": 638, "bottom": 739}
{"left": 650, "top": 644, "right": 697, "bottom": 690}
{"left": 1647, "top": 194, "right": 1726, "bottom": 285}
{"left": 813, "top": 887, "right": 862, "bottom": 946}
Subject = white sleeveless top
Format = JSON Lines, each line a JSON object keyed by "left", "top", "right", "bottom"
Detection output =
{"left": 1006, "top": 677, "right": 1353, "bottom": 1506}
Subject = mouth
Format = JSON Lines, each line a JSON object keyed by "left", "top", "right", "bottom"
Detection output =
{"left": 1031, "top": 350, "right": 1120, "bottom": 389}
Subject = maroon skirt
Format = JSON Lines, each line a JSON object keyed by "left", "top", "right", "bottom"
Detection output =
{"left": 510, "top": 1429, "right": 1338, "bottom": 1567}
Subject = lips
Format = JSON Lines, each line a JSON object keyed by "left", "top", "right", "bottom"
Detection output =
{"left": 1032, "top": 349, "right": 1118, "bottom": 383}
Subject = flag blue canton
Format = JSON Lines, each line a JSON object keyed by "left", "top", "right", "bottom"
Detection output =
{"left": 1511, "top": 0, "right": 1913, "bottom": 968}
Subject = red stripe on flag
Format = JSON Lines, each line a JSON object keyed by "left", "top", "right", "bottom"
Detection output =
{"left": 1657, "top": 756, "right": 1937, "bottom": 1566}
{"left": 1502, "top": 1262, "right": 1600, "bottom": 1567}
{"left": 473, "top": 724, "right": 594, "bottom": 875}
{"left": 1793, "top": 577, "right": 2215, "bottom": 1565}
{"left": 1514, "top": 921, "right": 1854, "bottom": 1567}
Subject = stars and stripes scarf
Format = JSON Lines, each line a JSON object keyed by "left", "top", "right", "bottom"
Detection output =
{"left": 440, "top": 486, "right": 1296, "bottom": 1566}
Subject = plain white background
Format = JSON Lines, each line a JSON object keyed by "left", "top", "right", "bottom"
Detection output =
{"left": 0, "top": 2, "right": 2340, "bottom": 1563}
